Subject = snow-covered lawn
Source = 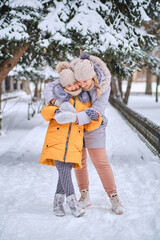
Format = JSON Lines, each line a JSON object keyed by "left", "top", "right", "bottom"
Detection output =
{"left": 122, "top": 81, "right": 158, "bottom": 94}
{"left": 123, "top": 81, "right": 160, "bottom": 126}
{"left": 0, "top": 93, "right": 160, "bottom": 240}
{"left": 127, "top": 95, "right": 160, "bottom": 126}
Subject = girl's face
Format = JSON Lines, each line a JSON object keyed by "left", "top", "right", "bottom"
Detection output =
{"left": 65, "top": 82, "right": 80, "bottom": 92}
{"left": 77, "top": 78, "right": 93, "bottom": 90}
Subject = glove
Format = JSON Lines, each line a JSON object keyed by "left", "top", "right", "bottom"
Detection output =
{"left": 85, "top": 108, "right": 99, "bottom": 121}
{"left": 54, "top": 111, "right": 76, "bottom": 124}
{"left": 59, "top": 102, "right": 76, "bottom": 113}
{"left": 54, "top": 109, "right": 61, "bottom": 115}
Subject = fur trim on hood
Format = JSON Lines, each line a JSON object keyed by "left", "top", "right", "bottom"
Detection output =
{"left": 90, "top": 55, "right": 111, "bottom": 93}
{"left": 70, "top": 54, "right": 111, "bottom": 94}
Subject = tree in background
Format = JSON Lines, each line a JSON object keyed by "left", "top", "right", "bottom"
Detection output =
{"left": 39, "top": 0, "right": 158, "bottom": 103}
{"left": 143, "top": 4, "right": 160, "bottom": 98}
{"left": 0, "top": 0, "right": 159, "bottom": 100}
{"left": 0, "top": 0, "right": 43, "bottom": 83}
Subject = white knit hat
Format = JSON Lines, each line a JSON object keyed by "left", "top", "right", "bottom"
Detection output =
{"left": 56, "top": 62, "right": 75, "bottom": 87}
{"left": 73, "top": 59, "right": 96, "bottom": 81}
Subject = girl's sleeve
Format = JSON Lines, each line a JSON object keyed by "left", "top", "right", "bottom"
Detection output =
{"left": 41, "top": 105, "right": 58, "bottom": 121}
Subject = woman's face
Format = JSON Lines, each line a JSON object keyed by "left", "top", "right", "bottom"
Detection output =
{"left": 64, "top": 82, "right": 80, "bottom": 92}
{"left": 77, "top": 78, "right": 93, "bottom": 90}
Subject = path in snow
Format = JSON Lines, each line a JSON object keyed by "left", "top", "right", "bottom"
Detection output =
{"left": 0, "top": 102, "right": 160, "bottom": 240}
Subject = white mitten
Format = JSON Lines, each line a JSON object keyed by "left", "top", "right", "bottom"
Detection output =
{"left": 54, "top": 111, "right": 76, "bottom": 124}
{"left": 59, "top": 102, "right": 76, "bottom": 113}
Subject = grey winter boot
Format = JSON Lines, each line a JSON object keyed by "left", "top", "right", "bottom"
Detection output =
{"left": 78, "top": 189, "right": 92, "bottom": 209}
{"left": 53, "top": 193, "right": 65, "bottom": 217}
{"left": 66, "top": 194, "right": 85, "bottom": 218}
{"left": 109, "top": 193, "right": 123, "bottom": 215}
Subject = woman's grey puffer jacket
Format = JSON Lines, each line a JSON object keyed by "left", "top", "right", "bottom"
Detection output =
{"left": 69, "top": 54, "right": 111, "bottom": 127}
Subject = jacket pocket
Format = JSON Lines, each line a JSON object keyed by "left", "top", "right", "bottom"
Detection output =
{"left": 73, "top": 128, "right": 83, "bottom": 151}
{"left": 48, "top": 124, "right": 61, "bottom": 134}
{"left": 45, "top": 142, "right": 61, "bottom": 150}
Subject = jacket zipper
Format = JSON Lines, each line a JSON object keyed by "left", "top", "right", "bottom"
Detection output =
{"left": 63, "top": 97, "right": 76, "bottom": 162}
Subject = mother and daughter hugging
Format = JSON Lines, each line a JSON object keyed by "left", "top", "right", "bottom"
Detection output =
{"left": 39, "top": 53, "right": 123, "bottom": 218}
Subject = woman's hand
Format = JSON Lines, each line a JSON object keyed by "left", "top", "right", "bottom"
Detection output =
{"left": 85, "top": 108, "right": 99, "bottom": 121}
{"left": 50, "top": 98, "right": 56, "bottom": 105}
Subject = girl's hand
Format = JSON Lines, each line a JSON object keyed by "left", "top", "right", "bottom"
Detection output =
{"left": 54, "top": 111, "right": 77, "bottom": 124}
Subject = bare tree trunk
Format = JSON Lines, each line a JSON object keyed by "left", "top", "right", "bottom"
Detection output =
{"left": 156, "top": 76, "right": 159, "bottom": 102}
{"left": 145, "top": 67, "right": 152, "bottom": 95}
{"left": 23, "top": 79, "right": 31, "bottom": 95}
{"left": 0, "top": 42, "right": 30, "bottom": 84}
{"left": 111, "top": 76, "right": 117, "bottom": 96}
{"left": 0, "top": 83, "right": 2, "bottom": 135}
{"left": 118, "top": 78, "right": 123, "bottom": 98}
{"left": 39, "top": 79, "right": 43, "bottom": 99}
{"left": 34, "top": 81, "right": 39, "bottom": 98}
{"left": 123, "top": 75, "right": 133, "bottom": 105}
{"left": 111, "top": 76, "right": 122, "bottom": 101}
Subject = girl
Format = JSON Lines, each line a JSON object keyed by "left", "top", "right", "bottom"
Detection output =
{"left": 40, "top": 62, "right": 102, "bottom": 218}
{"left": 43, "top": 54, "right": 123, "bottom": 215}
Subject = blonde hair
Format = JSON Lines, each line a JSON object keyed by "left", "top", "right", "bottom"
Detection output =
{"left": 93, "top": 75, "right": 102, "bottom": 99}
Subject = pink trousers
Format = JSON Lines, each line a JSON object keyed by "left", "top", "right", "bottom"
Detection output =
{"left": 74, "top": 148, "right": 117, "bottom": 196}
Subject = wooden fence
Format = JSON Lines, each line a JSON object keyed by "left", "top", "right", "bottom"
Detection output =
{"left": 110, "top": 96, "right": 160, "bottom": 156}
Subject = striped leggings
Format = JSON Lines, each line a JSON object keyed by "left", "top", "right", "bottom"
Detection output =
{"left": 55, "top": 160, "right": 74, "bottom": 197}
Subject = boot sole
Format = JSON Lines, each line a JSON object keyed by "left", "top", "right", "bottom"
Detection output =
{"left": 54, "top": 212, "right": 65, "bottom": 217}
{"left": 116, "top": 212, "right": 123, "bottom": 215}
{"left": 75, "top": 211, "right": 85, "bottom": 218}
{"left": 82, "top": 203, "right": 92, "bottom": 209}
{"left": 112, "top": 209, "right": 123, "bottom": 215}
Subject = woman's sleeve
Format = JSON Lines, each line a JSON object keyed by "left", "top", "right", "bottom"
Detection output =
{"left": 76, "top": 111, "right": 91, "bottom": 125}
{"left": 90, "top": 87, "right": 111, "bottom": 116}
{"left": 43, "top": 80, "right": 70, "bottom": 104}
{"left": 43, "top": 81, "right": 58, "bottom": 103}
{"left": 76, "top": 87, "right": 111, "bottom": 125}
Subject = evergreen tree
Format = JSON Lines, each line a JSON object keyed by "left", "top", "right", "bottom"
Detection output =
{"left": 39, "top": 0, "right": 157, "bottom": 75}
{"left": 0, "top": 0, "right": 158, "bottom": 85}
{"left": 0, "top": 0, "right": 43, "bottom": 83}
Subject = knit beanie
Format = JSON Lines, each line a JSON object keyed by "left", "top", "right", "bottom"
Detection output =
{"left": 74, "top": 59, "right": 96, "bottom": 81}
{"left": 56, "top": 62, "right": 75, "bottom": 87}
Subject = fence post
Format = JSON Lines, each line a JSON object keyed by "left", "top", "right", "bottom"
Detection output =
{"left": 0, "top": 83, "right": 2, "bottom": 135}
{"left": 28, "top": 103, "right": 31, "bottom": 120}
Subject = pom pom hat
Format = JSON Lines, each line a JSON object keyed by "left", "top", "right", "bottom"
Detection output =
{"left": 56, "top": 62, "right": 75, "bottom": 87}
{"left": 74, "top": 59, "right": 96, "bottom": 81}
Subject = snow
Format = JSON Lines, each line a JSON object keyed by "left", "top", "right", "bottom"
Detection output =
{"left": 38, "top": 0, "right": 154, "bottom": 53}
{"left": 128, "top": 95, "right": 160, "bottom": 126}
{"left": 41, "top": 65, "right": 59, "bottom": 80}
{"left": 9, "top": 0, "right": 43, "bottom": 9}
{"left": 122, "top": 81, "right": 160, "bottom": 125}
{"left": 0, "top": 91, "right": 160, "bottom": 240}
{"left": 122, "top": 81, "right": 158, "bottom": 93}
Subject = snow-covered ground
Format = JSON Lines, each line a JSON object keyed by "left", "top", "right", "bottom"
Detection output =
{"left": 123, "top": 82, "right": 160, "bottom": 126}
{"left": 128, "top": 95, "right": 160, "bottom": 126}
{"left": 122, "top": 81, "right": 158, "bottom": 94}
{"left": 0, "top": 91, "right": 160, "bottom": 240}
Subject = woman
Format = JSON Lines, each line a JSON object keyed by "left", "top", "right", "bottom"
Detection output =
{"left": 43, "top": 54, "right": 123, "bottom": 215}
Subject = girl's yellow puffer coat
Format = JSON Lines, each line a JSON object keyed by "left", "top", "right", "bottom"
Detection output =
{"left": 39, "top": 97, "right": 102, "bottom": 169}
